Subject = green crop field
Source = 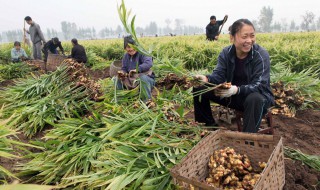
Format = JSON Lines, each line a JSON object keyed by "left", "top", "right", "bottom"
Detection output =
{"left": 0, "top": 2, "right": 319, "bottom": 189}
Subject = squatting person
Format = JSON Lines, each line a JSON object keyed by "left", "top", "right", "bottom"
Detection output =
{"left": 194, "top": 18, "right": 274, "bottom": 133}
{"left": 11, "top": 41, "right": 29, "bottom": 62}
{"left": 115, "top": 35, "right": 155, "bottom": 101}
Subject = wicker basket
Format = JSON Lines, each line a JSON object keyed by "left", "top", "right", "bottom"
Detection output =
{"left": 46, "top": 54, "right": 67, "bottom": 72}
{"left": 170, "top": 130, "right": 285, "bottom": 190}
{"left": 109, "top": 60, "right": 122, "bottom": 77}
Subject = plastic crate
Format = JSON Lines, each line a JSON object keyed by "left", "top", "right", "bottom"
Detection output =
{"left": 170, "top": 130, "right": 285, "bottom": 190}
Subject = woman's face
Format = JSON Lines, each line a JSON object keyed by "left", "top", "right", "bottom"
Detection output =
{"left": 125, "top": 46, "right": 137, "bottom": 56}
{"left": 230, "top": 24, "right": 255, "bottom": 58}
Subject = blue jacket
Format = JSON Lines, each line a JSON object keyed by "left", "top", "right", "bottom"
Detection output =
{"left": 121, "top": 52, "right": 154, "bottom": 78}
{"left": 207, "top": 44, "right": 274, "bottom": 104}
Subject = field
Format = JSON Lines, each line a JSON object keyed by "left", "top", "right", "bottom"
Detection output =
{"left": 0, "top": 32, "right": 319, "bottom": 190}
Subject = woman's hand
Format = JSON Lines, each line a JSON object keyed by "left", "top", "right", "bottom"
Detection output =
{"left": 215, "top": 85, "right": 238, "bottom": 98}
{"left": 194, "top": 75, "right": 208, "bottom": 83}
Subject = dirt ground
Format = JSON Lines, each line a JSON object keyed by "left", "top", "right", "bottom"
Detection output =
{"left": 1, "top": 68, "right": 319, "bottom": 189}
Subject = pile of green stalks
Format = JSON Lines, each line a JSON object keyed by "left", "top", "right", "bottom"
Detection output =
{"left": 0, "top": 65, "right": 91, "bottom": 137}
{"left": 0, "top": 108, "right": 40, "bottom": 181}
{"left": 0, "top": 62, "right": 33, "bottom": 81}
{"left": 18, "top": 97, "right": 202, "bottom": 189}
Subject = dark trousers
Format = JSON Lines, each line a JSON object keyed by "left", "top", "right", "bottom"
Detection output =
{"left": 193, "top": 86, "right": 271, "bottom": 133}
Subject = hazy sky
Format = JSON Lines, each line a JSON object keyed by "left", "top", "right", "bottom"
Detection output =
{"left": 0, "top": 0, "right": 319, "bottom": 33}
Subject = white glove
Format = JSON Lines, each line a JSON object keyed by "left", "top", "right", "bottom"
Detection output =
{"left": 215, "top": 85, "right": 238, "bottom": 98}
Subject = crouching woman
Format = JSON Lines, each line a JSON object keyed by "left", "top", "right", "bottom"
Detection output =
{"left": 193, "top": 19, "right": 274, "bottom": 133}
{"left": 114, "top": 35, "right": 155, "bottom": 101}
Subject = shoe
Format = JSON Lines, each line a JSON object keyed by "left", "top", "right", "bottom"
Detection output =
{"left": 204, "top": 122, "right": 219, "bottom": 131}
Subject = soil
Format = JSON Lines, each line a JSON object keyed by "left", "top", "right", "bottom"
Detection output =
{"left": 0, "top": 79, "right": 15, "bottom": 90}
{"left": 86, "top": 67, "right": 110, "bottom": 81}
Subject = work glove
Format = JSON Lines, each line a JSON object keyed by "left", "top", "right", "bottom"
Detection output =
{"left": 215, "top": 85, "right": 238, "bottom": 98}
{"left": 117, "top": 70, "right": 126, "bottom": 78}
{"left": 194, "top": 75, "right": 208, "bottom": 83}
{"left": 129, "top": 69, "right": 137, "bottom": 77}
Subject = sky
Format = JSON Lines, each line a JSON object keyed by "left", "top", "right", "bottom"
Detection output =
{"left": 0, "top": 0, "right": 319, "bottom": 33}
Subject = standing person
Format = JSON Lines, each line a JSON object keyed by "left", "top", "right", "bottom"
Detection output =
{"left": 68, "top": 38, "right": 87, "bottom": 63}
{"left": 42, "top": 37, "right": 65, "bottom": 62}
{"left": 115, "top": 35, "right": 155, "bottom": 101}
{"left": 194, "top": 19, "right": 274, "bottom": 133}
{"left": 206, "top": 15, "right": 228, "bottom": 41}
{"left": 11, "top": 41, "right": 28, "bottom": 62}
{"left": 24, "top": 16, "right": 46, "bottom": 60}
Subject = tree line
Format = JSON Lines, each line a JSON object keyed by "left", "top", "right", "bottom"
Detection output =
{"left": 1, "top": 8, "right": 320, "bottom": 43}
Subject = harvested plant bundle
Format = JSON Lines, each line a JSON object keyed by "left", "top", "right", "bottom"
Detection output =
{"left": 19, "top": 100, "right": 202, "bottom": 189}
{"left": 0, "top": 64, "right": 92, "bottom": 137}
{"left": 206, "top": 147, "right": 266, "bottom": 190}
{"left": 271, "top": 81, "right": 305, "bottom": 117}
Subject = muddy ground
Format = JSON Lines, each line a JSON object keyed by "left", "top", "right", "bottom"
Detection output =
{"left": 1, "top": 68, "right": 319, "bottom": 189}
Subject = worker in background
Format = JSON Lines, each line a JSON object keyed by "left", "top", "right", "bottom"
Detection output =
{"left": 24, "top": 16, "right": 46, "bottom": 60}
{"left": 42, "top": 37, "right": 65, "bottom": 62}
{"left": 11, "top": 41, "right": 29, "bottom": 63}
{"left": 68, "top": 38, "right": 87, "bottom": 63}
{"left": 206, "top": 15, "right": 228, "bottom": 41}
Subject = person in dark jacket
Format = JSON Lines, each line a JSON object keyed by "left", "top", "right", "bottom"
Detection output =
{"left": 42, "top": 37, "right": 65, "bottom": 62}
{"left": 206, "top": 15, "right": 227, "bottom": 41}
{"left": 115, "top": 35, "right": 155, "bottom": 101}
{"left": 194, "top": 18, "right": 274, "bottom": 133}
{"left": 69, "top": 38, "right": 87, "bottom": 63}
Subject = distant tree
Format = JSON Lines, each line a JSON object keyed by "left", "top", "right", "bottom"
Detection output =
{"left": 272, "top": 22, "right": 281, "bottom": 32}
{"left": 289, "top": 20, "right": 296, "bottom": 32}
{"left": 251, "top": 20, "right": 260, "bottom": 32}
{"left": 148, "top": 21, "right": 158, "bottom": 35}
{"left": 6, "top": 30, "right": 20, "bottom": 42}
{"left": 116, "top": 25, "right": 123, "bottom": 36}
{"left": 301, "top": 11, "right": 315, "bottom": 31}
{"left": 316, "top": 17, "right": 320, "bottom": 30}
{"left": 280, "top": 19, "right": 288, "bottom": 32}
{"left": 71, "top": 23, "right": 78, "bottom": 38}
{"left": 174, "top": 19, "right": 184, "bottom": 34}
{"left": 61, "top": 21, "right": 71, "bottom": 40}
{"left": 258, "top": 6, "right": 273, "bottom": 32}
{"left": 136, "top": 26, "right": 144, "bottom": 36}
{"left": 164, "top": 18, "right": 172, "bottom": 34}
{"left": 92, "top": 27, "right": 96, "bottom": 38}
{"left": 47, "top": 28, "right": 52, "bottom": 39}
{"left": 0, "top": 34, "right": 2, "bottom": 42}
{"left": 51, "top": 29, "right": 58, "bottom": 37}
{"left": 310, "top": 23, "right": 316, "bottom": 31}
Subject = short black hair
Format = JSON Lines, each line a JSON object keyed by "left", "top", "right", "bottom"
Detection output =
{"left": 210, "top": 15, "right": 216, "bottom": 20}
{"left": 229, "top": 19, "right": 255, "bottom": 36}
{"left": 52, "top": 37, "right": 60, "bottom": 43}
{"left": 14, "top": 41, "right": 21, "bottom": 46}
{"left": 71, "top": 38, "right": 78, "bottom": 45}
{"left": 24, "top": 16, "right": 32, "bottom": 21}
{"left": 124, "top": 35, "right": 135, "bottom": 49}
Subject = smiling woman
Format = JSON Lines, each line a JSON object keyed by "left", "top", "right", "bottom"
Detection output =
{"left": 193, "top": 18, "right": 274, "bottom": 133}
